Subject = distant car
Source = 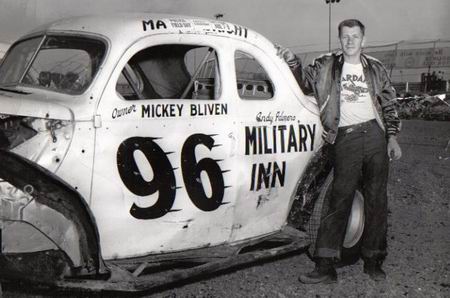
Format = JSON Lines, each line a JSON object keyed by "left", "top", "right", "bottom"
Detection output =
{"left": 0, "top": 14, "right": 365, "bottom": 293}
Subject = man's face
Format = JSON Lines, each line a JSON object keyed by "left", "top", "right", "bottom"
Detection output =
{"left": 339, "top": 26, "right": 364, "bottom": 58}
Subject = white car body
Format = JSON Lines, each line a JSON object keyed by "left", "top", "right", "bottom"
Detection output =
{"left": 0, "top": 14, "right": 325, "bottom": 288}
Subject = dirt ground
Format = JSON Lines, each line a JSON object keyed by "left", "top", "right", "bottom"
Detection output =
{"left": 2, "top": 119, "right": 450, "bottom": 298}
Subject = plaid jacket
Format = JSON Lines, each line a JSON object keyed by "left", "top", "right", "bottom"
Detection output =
{"left": 290, "top": 52, "right": 401, "bottom": 144}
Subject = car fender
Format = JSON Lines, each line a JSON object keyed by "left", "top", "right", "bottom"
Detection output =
{"left": 287, "top": 144, "right": 332, "bottom": 231}
{"left": 0, "top": 150, "right": 108, "bottom": 281}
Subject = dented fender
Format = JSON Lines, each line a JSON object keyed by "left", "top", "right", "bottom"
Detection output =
{"left": 287, "top": 144, "right": 332, "bottom": 230}
{"left": 0, "top": 150, "right": 108, "bottom": 281}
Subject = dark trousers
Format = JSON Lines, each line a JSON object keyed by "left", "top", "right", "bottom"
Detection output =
{"left": 314, "top": 119, "right": 389, "bottom": 261}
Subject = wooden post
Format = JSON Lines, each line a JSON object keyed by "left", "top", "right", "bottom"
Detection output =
{"left": 389, "top": 43, "right": 398, "bottom": 77}
{"left": 328, "top": 1, "right": 331, "bottom": 52}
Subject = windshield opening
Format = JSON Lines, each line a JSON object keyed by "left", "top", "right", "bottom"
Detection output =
{"left": 0, "top": 35, "right": 106, "bottom": 95}
{"left": 0, "top": 37, "right": 43, "bottom": 86}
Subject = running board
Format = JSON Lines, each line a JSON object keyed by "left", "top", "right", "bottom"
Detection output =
{"left": 2, "top": 226, "right": 309, "bottom": 294}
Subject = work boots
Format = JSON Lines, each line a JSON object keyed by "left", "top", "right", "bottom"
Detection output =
{"left": 299, "top": 258, "right": 337, "bottom": 284}
{"left": 363, "top": 258, "right": 386, "bottom": 281}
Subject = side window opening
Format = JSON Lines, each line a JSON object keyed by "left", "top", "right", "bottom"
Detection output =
{"left": 116, "top": 44, "right": 221, "bottom": 100}
{"left": 117, "top": 64, "right": 145, "bottom": 100}
{"left": 235, "top": 50, "right": 274, "bottom": 100}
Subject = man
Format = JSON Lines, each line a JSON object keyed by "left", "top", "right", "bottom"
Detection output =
{"left": 277, "top": 19, "right": 402, "bottom": 283}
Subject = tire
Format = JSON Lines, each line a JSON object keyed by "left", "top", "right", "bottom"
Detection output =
{"left": 307, "top": 170, "right": 365, "bottom": 267}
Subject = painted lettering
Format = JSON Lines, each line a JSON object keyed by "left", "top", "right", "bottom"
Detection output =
{"left": 143, "top": 19, "right": 167, "bottom": 31}
{"left": 170, "top": 19, "right": 192, "bottom": 28}
{"left": 275, "top": 111, "right": 296, "bottom": 122}
{"left": 233, "top": 25, "right": 248, "bottom": 38}
{"left": 190, "top": 103, "right": 228, "bottom": 116}
{"left": 256, "top": 111, "right": 296, "bottom": 124}
{"left": 256, "top": 112, "right": 273, "bottom": 124}
{"left": 223, "top": 24, "right": 248, "bottom": 38}
{"left": 250, "top": 161, "right": 286, "bottom": 191}
{"left": 117, "top": 133, "right": 227, "bottom": 219}
{"left": 141, "top": 104, "right": 183, "bottom": 118}
{"left": 245, "top": 126, "right": 257, "bottom": 155}
{"left": 245, "top": 124, "right": 316, "bottom": 155}
{"left": 112, "top": 104, "right": 137, "bottom": 119}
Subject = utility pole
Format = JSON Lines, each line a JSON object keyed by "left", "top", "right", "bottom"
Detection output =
{"left": 325, "top": 0, "right": 341, "bottom": 52}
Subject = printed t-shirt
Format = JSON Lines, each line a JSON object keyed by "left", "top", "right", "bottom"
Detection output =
{"left": 339, "top": 62, "right": 376, "bottom": 127}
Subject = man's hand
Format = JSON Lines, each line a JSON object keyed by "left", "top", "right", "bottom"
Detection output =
{"left": 275, "top": 44, "right": 298, "bottom": 67}
{"left": 387, "top": 136, "right": 402, "bottom": 161}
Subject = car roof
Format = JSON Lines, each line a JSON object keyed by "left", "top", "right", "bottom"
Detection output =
{"left": 25, "top": 13, "right": 270, "bottom": 49}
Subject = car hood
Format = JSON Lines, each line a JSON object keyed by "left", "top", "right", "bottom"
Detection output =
{"left": 0, "top": 91, "right": 73, "bottom": 121}
{"left": 0, "top": 92, "right": 75, "bottom": 173}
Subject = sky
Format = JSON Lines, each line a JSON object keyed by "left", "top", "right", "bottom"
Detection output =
{"left": 0, "top": 0, "right": 448, "bottom": 52}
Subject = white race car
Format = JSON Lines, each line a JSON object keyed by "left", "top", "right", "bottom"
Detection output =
{"left": 0, "top": 14, "right": 364, "bottom": 293}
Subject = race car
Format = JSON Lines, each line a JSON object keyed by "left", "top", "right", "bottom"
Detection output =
{"left": 0, "top": 13, "right": 365, "bottom": 293}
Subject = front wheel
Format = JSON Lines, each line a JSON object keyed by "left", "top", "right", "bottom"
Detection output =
{"left": 307, "top": 170, "right": 365, "bottom": 266}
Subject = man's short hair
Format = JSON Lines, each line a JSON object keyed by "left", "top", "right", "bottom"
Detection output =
{"left": 338, "top": 19, "right": 365, "bottom": 36}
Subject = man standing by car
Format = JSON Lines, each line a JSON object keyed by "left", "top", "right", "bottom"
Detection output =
{"left": 277, "top": 19, "right": 402, "bottom": 283}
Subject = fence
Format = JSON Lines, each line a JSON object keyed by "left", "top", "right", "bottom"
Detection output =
{"left": 294, "top": 39, "right": 450, "bottom": 94}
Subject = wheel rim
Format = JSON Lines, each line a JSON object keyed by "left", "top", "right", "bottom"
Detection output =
{"left": 343, "top": 191, "right": 365, "bottom": 248}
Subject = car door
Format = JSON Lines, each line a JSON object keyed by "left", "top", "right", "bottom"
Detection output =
{"left": 229, "top": 43, "right": 322, "bottom": 242}
{"left": 91, "top": 34, "right": 238, "bottom": 259}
